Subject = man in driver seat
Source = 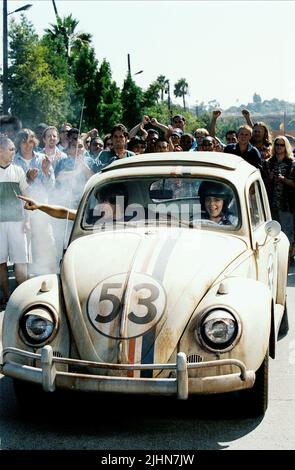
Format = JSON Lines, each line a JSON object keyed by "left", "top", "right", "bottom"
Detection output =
{"left": 18, "top": 182, "right": 129, "bottom": 223}
{"left": 198, "top": 181, "right": 234, "bottom": 226}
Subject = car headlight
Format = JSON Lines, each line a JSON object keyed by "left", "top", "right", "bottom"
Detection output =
{"left": 198, "top": 309, "right": 240, "bottom": 352}
{"left": 20, "top": 307, "right": 57, "bottom": 346}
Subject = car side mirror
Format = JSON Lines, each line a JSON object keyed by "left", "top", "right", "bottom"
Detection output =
{"left": 265, "top": 220, "right": 281, "bottom": 238}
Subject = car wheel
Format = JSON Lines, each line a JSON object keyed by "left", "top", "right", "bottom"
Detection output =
{"left": 278, "top": 303, "right": 289, "bottom": 338}
{"left": 241, "top": 350, "right": 269, "bottom": 417}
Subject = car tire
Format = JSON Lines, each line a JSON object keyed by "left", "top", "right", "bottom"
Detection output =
{"left": 241, "top": 350, "right": 269, "bottom": 417}
{"left": 278, "top": 303, "right": 289, "bottom": 338}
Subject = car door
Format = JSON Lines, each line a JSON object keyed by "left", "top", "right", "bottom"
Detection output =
{"left": 247, "top": 179, "right": 278, "bottom": 299}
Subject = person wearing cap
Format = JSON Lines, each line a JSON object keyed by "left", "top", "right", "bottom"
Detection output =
{"left": 170, "top": 129, "right": 183, "bottom": 151}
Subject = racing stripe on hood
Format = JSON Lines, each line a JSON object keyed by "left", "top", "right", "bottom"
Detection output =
{"left": 127, "top": 235, "right": 159, "bottom": 376}
{"left": 140, "top": 236, "right": 178, "bottom": 377}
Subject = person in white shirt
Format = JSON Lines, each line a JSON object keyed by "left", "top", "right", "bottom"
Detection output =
{"left": 0, "top": 135, "right": 29, "bottom": 309}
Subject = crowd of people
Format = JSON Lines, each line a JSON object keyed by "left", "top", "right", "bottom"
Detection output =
{"left": 1, "top": 109, "right": 295, "bottom": 309}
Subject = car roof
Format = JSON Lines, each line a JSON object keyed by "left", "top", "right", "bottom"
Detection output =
{"left": 83, "top": 151, "right": 259, "bottom": 195}
{"left": 101, "top": 151, "right": 256, "bottom": 174}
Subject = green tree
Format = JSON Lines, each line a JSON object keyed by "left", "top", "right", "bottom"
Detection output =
{"left": 96, "top": 59, "right": 122, "bottom": 134}
{"left": 71, "top": 44, "right": 99, "bottom": 129}
{"left": 41, "top": 32, "right": 74, "bottom": 122}
{"left": 156, "top": 75, "right": 168, "bottom": 101}
{"left": 174, "top": 78, "right": 189, "bottom": 110}
{"left": 142, "top": 81, "right": 161, "bottom": 108}
{"left": 44, "top": 14, "right": 92, "bottom": 60}
{"left": 121, "top": 74, "right": 143, "bottom": 129}
{"left": 8, "top": 16, "right": 69, "bottom": 127}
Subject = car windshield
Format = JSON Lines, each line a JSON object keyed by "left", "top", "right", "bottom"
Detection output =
{"left": 82, "top": 176, "right": 240, "bottom": 231}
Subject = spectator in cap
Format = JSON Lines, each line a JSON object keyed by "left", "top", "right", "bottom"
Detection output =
{"left": 170, "top": 129, "right": 183, "bottom": 151}
{"left": 171, "top": 128, "right": 183, "bottom": 138}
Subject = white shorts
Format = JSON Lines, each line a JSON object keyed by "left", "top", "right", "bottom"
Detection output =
{"left": 0, "top": 221, "right": 28, "bottom": 264}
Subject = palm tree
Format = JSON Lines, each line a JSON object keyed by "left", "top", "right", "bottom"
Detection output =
{"left": 45, "top": 14, "right": 92, "bottom": 59}
{"left": 156, "top": 75, "right": 169, "bottom": 102}
{"left": 174, "top": 78, "right": 189, "bottom": 110}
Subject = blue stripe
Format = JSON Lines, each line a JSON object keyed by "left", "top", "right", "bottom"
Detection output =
{"left": 140, "top": 237, "right": 178, "bottom": 377}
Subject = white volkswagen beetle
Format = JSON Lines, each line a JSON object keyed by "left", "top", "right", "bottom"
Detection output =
{"left": 1, "top": 153, "right": 289, "bottom": 416}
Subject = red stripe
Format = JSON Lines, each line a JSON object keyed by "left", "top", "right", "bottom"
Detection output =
{"left": 127, "top": 337, "right": 136, "bottom": 377}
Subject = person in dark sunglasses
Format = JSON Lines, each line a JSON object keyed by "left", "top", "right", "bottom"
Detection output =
{"left": 263, "top": 135, "right": 295, "bottom": 264}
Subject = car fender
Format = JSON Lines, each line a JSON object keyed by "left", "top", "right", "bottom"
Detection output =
{"left": 2, "top": 274, "right": 69, "bottom": 365}
{"left": 189, "top": 276, "right": 273, "bottom": 371}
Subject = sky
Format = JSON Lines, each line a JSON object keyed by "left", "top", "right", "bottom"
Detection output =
{"left": 1, "top": 0, "right": 295, "bottom": 110}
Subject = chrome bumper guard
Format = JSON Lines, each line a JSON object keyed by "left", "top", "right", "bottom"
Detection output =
{"left": 1, "top": 346, "right": 255, "bottom": 399}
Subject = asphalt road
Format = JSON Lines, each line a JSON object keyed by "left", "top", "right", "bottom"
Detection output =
{"left": 0, "top": 269, "right": 294, "bottom": 451}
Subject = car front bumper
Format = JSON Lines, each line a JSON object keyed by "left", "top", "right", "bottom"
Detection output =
{"left": 1, "top": 346, "right": 255, "bottom": 399}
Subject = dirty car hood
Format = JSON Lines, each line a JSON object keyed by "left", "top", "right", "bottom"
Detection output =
{"left": 61, "top": 228, "right": 246, "bottom": 367}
